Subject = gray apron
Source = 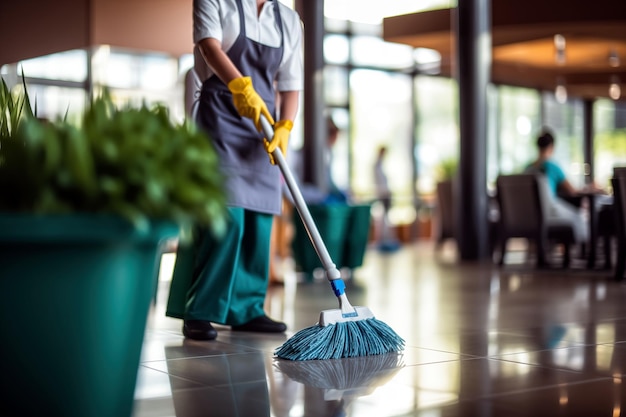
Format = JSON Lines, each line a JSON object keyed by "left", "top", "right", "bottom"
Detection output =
{"left": 197, "top": 0, "right": 284, "bottom": 215}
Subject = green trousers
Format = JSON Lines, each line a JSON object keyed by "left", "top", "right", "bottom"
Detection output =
{"left": 166, "top": 208, "right": 273, "bottom": 326}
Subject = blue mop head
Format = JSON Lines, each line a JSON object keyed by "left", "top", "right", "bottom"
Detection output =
{"left": 275, "top": 317, "right": 405, "bottom": 361}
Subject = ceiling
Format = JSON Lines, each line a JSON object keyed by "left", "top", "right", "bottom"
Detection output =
{"left": 382, "top": 0, "right": 626, "bottom": 101}
{"left": 0, "top": 0, "right": 192, "bottom": 67}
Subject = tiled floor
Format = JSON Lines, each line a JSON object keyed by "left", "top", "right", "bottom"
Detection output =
{"left": 133, "top": 241, "right": 626, "bottom": 417}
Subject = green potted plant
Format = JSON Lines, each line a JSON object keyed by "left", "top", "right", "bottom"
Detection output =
{"left": 434, "top": 157, "right": 458, "bottom": 247}
{"left": 436, "top": 157, "right": 458, "bottom": 183}
{"left": 0, "top": 79, "right": 226, "bottom": 417}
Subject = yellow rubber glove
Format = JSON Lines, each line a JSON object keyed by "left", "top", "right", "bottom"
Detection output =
{"left": 264, "top": 119, "right": 293, "bottom": 165}
{"left": 227, "top": 76, "right": 275, "bottom": 131}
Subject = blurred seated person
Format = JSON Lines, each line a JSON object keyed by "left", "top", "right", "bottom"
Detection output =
{"left": 288, "top": 115, "right": 350, "bottom": 205}
{"left": 525, "top": 128, "right": 607, "bottom": 200}
{"left": 525, "top": 129, "right": 577, "bottom": 199}
{"left": 523, "top": 128, "right": 589, "bottom": 243}
{"left": 269, "top": 116, "right": 347, "bottom": 284}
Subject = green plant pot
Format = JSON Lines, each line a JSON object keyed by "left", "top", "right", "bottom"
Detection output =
{"left": 341, "top": 204, "right": 372, "bottom": 269}
{"left": 0, "top": 214, "right": 178, "bottom": 417}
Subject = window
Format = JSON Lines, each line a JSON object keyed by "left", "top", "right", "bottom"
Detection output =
{"left": 497, "top": 86, "right": 541, "bottom": 176}
{"left": 328, "top": 107, "right": 350, "bottom": 192}
{"left": 324, "top": 35, "right": 350, "bottom": 65}
{"left": 20, "top": 50, "right": 88, "bottom": 83}
{"left": 27, "top": 85, "right": 87, "bottom": 123}
{"left": 5, "top": 46, "right": 188, "bottom": 123}
{"left": 415, "top": 76, "right": 458, "bottom": 195}
{"left": 324, "top": 0, "right": 453, "bottom": 24}
{"left": 350, "top": 36, "right": 413, "bottom": 70}
{"left": 542, "top": 93, "right": 585, "bottom": 189}
{"left": 350, "top": 69, "right": 413, "bottom": 204}
{"left": 92, "top": 47, "right": 180, "bottom": 110}
{"left": 594, "top": 100, "right": 626, "bottom": 189}
{"left": 324, "top": 65, "right": 349, "bottom": 106}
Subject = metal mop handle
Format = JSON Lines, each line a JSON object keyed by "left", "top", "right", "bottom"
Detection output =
{"left": 260, "top": 115, "right": 342, "bottom": 283}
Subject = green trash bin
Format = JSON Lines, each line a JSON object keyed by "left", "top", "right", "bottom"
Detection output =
{"left": 291, "top": 203, "right": 351, "bottom": 281}
{"left": 342, "top": 204, "right": 372, "bottom": 269}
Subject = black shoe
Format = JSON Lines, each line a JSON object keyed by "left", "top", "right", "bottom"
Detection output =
{"left": 231, "top": 316, "right": 287, "bottom": 333}
{"left": 183, "top": 320, "right": 218, "bottom": 340}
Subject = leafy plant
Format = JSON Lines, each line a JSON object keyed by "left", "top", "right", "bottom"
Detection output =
{"left": 0, "top": 86, "right": 227, "bottom": 236}
{"left": 437, "top": 157, "right": 458, "bottom": 181}
{"left": 0, "top": 76, "right": 34, "bottom": 139}
{"left": 595, "top": 129, "right": 626, "bottom": 155}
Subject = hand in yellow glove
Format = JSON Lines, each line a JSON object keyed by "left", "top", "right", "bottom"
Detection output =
{"left": 264, "top": 119, "right": 293, "bottom": 165}
{"left": 227, "top": 76, "right": 275, "bottom": 131}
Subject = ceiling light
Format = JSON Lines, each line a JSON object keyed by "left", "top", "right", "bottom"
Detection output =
{"left": 555, "top": 77, "right": 567, "bottom": 103}
{"left": 413, "top": 47, "right": 442, "bottom": 74}
{"left": 609, "top": 76, "right": 621, "bottom": 100}
{"left": 609, "top": 50, "right": 620, "bottom": 68}
{"left": 554, "top": 34, "right": 566, "bottom": 65}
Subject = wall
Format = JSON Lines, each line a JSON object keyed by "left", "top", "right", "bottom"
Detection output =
{"left": 0, "top": 0, "right": 89, "bottom": 66}
{"left": 0, "top": 0, "right": 191, "bottom": 66}
{"left": 91, "top": 0, "right": 192, "bottom": 57}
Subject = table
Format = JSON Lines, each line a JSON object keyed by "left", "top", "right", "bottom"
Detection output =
{"left": 577, "top": 191, "right": 614, "bottom": 269}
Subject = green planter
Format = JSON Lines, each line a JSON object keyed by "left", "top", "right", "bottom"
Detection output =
{"left": 0, "top": 214, "right": 178, "bottom": 417}
{"left": 291, "top": 204, "right": 351, "bottom": 281}
{"left": 341, "top": 204, "right": 372, "bottom": 269}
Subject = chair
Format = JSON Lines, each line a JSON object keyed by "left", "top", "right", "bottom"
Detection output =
{"left": 495, "top": 174, "right": 580, "bottom": 268}
{"left": 587, "top": 167, "right": 625, "bottom": 270}
{"left": 597, "top": 203, "right": 615, "bottom": 268}
{"left": 613, "top": 175, "right": 626, "bottom": 281}
{"left": 614, "top": 167, "right": 626, "bottom": 178}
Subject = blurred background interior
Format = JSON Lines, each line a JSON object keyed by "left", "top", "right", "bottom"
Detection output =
{"left": 3, "top": 1, "right": 626, "bottom": 416}
{"left": 2, "top": 0, "right": 625, "bottom": 264}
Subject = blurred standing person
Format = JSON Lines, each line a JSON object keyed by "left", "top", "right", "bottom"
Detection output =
{"left": 374, "top": 146, "right": 399, "bottom": 251}
{"left": 323, "top": 116, "right": 350, "bottom": 203}
{"left": 288, "top": 115, "right": 350, "bottom": 204}
{"left": 166, "top": 0, "right": 304, "bottom": 340}
{"left": 269, "top": 115, "right": 346, "bottom": 284}
{"left": 374, "top": 146, "right": 391, "bottom": 217}
{"left": 184, "top": 67, "right": 202, "bottom": 120}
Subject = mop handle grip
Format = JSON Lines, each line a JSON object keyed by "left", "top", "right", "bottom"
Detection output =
{"left": 260, "top": 115, "right": 342, "bottom": 282}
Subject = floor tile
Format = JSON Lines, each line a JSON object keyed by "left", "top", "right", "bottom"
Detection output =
{"left": 489, "top": 378, "right": 625, "bottom": 417}
{"left": 130, "top": 242, "right": 626, "bottom": 416}
{"left": 140, "top": 333, "right": 259, "bottom": 363}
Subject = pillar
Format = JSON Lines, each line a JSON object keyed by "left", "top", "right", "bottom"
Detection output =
{"left": 583, "top": 99, "right": 594, "bottom": 184}
{"left": 295, "top": 0, "right": 327, "bottom": 191}
{"left": 454, "top": 0, "right": 492, "bottom": 260}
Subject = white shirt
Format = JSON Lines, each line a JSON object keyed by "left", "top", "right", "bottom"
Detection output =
{"left": 193, "top": 0, "right": 303, "bottom": 92}
{"left": 374, "top": 158, "right": 390, "bottom": 197}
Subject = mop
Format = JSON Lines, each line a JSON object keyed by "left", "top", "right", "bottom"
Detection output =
{"left": 259, "top": 116, "right": 405, "bottom": 361}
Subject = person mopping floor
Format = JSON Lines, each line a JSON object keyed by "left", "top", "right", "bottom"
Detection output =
{"left": 165, "top": 0, "right": 304, "bottom": 340}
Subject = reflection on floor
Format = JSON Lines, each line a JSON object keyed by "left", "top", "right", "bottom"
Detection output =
{"left": 133, "top": 241, "right": 626, "bottom": 417}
